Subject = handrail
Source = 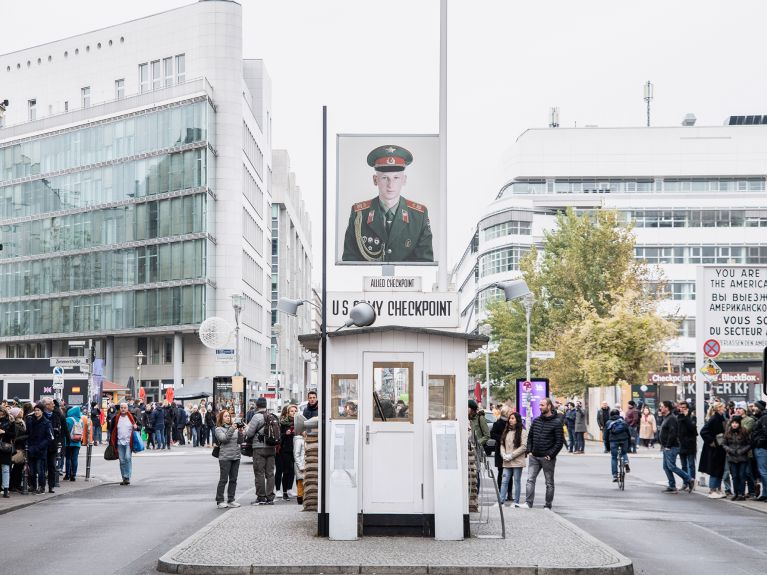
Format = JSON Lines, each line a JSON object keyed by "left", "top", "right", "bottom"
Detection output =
{"left": 470, "top": 425, "right": 506, "bottom": 539}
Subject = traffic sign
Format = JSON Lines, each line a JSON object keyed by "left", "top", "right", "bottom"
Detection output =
{"left": 703, "top": 339, "right": 721, "bottom": 358}
{"left": 531, "top": 351, "right": 556, "bottom": 360}
{"left": 50, "top": 357, "right": 88, "bottom": 369}
{"left": 699, "top": 357, "right": 722, "bottom": 382}
{"left": 52, "top": 366, "right": 64, "bottom": 376}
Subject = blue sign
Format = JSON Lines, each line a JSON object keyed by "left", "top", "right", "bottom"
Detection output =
{"left": 515, "top": 378, "right": 550, "bottom": 424}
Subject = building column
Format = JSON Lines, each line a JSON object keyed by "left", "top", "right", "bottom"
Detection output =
{"left": 105, "top": 336, "right": 115, "bottom": 382}
{"left": 173, "top": 332, "right": 183, "bottom": 388}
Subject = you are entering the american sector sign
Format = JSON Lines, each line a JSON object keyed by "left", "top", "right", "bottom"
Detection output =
{"left": 696, "top": 265, "right": 767, "bottom": 353}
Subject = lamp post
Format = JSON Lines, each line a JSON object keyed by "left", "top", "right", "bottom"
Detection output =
{"left": 479, "top": 323, "right": 492, "bottom": 410}
{"left": 135, "top": 351, "right": 144, "bottom": 400}
{"left": 231, "top": 293, "right": 245, "bottom": 378}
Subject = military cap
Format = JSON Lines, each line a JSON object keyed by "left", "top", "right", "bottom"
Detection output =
{"left": 367, "top": 145, "right": 413, "bottom": 172}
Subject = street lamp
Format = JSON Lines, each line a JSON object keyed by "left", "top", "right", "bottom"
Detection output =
{"left": 135, "top": 351, "right": 144, "bottom": 400}
{"left": 479, "top": 323, "right": 492, "bottom": 410}
{"left": 231, "top": 293, "right": 245, "bottom": 377}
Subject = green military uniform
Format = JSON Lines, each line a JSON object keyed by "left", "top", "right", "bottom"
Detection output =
{"left": 342, "top": 196, "right": 433, "bottom": 262}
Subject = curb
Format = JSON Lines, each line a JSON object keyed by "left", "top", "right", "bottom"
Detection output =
{"left": 0, "top": 477, "right": 105, "bottom": 516}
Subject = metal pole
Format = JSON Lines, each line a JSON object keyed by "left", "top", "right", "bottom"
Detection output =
{"left": 319, "top": 105, "right": 329, "bottom": 537}
{"left": 85, "top": 339, "right": 93, "bottom": 481}
{"left": 235, "top": 315, "right": 241, "bottom": 376}
{"left": 525, "top": 298, "right": 532, "bottom": 383}
{"left": 437, "top": 0, "right": 448, "bottom": 291}
{"left": 485, "top": 344, "right": 491, "bottom": 411}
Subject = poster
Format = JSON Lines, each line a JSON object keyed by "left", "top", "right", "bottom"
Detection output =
{"left": 336, "top": 134, "right": 439, "bottom": 265}
{"left": 516, "top": 378, "right": 549, "bottom": 425}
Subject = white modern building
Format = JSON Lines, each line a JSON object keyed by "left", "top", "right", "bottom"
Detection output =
{"left": 0, "top": 0, "right": 276, "bottom": 406}
{"left": 270, "top": 150, "right": 313, "bottom": 406}
{"left": 453, "top": 117, "right": 767, "bottom": 360}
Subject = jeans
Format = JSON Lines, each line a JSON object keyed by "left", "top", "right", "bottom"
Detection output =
{"left": 754, "top": 447, "right": 767, "bottom": 489}
{"left": 192, "top": 426, "right": 199, "bottom": 447}
{"left": 253, "top": 451, "right": 275, "bottom": 500}
{"left": 501, "top": 467, "right": 523, "bottom": 503}
{"left": 744, "top": 461, "right": 756, "bottom": 495}
{"left": 575, "top": 432, "right": 585, "bottom": 452}
{"left": 602, "top": 431, "right": 609, "bottom": 453}
{"left": 566, "top": 423, "right": 575, "bottom": 452}
{"left": 708, "top": 475, "right": 723, "bottom": 490}
{"left": 629, "top": 427, "right": 638, "bottom": 453}
{"left": 117, "top": 443, "right": 132, "bottom": 480}
{"left": 729, "top": 460, "right": 748, "bottom": 497}
{"left": 216, "top": 459, "right": 240, "bottom": 503}
{"left": 154, "top": 426, "right": 166, "bottom": 449}
{"left": 679, "top": 452, "right": 696, "bottom": 481}
{"left": 92, "top": 422, "right": 102, "bottom": 444}
{"left": 29, "top": 456, "right": 46, "bottom": 489}
{"left": 722, "top": 457, "right": 732, "bottom": 492}
{"left": 1, "top": 463, "right": 9, "bottom": 489}
{"left": 610, "top": 440, "right": 629, "bottom": 477}
{"left": 662, "top": 447, "right": 691, "bottom": 489}
{"left": 46, "top": 449, "right": 58, "bottom": 489}
{"left": 526, "top": 455, "right": 556, "bottom": 508}
{"left": 65, "top": 446, "right": 80, "bottom": 478}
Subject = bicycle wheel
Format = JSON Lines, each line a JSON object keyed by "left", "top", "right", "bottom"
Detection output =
{"left": 618, "top": 448, "right": 626, "bottom": 491}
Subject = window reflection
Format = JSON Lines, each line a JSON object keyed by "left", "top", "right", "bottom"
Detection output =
{"left": 331, "top": 375, "right": 358, "bottom": 420}
{"left": 428, "top": 375, "right": 455, "bottom": 420}
{"left": 372, "top": 362, "right": 413, "bottom": 423}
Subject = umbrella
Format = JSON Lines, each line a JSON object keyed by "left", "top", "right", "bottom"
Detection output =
{"left": 474, "top": 379, "right": 482, "bottom": 404}
{"left": 127, "top": 376, "right": 135, "bottom": 398}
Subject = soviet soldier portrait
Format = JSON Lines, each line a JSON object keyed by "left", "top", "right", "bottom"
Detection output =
{"left": 342, "top": 145, "right": 434, "bottom": 263}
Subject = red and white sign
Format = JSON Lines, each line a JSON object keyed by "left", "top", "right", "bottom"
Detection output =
{"left": 703, "top": 339, "right": 721, "bottom": 358}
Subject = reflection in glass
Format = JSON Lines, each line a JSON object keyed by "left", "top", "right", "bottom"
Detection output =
{"left": 331, "top": 374, "right": 358, "bottom": 420}
{"left": 428, "top": 375, "right": 455, "bottom": 420}
{"left": 372, "top": 362, "right": 413, "bottom": 423}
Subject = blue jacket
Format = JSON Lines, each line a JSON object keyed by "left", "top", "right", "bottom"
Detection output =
{"left": 65, "top": 406, "right": 84, "bottom": 447}
{"left": 176, "top": 408, "right": 188, "bottom": 427}
{"left": 605, "top": 415, "right": 631, "bottom": 443}
{"left": 150, "top": 406, "right": 165, "bottom": 429}
{"left": 26, "top": 414, "right": 53, "bottom": 458}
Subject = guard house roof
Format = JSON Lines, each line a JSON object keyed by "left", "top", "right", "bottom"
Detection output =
{"left": 297, "top": 326, "right": 489, "bottom": 354}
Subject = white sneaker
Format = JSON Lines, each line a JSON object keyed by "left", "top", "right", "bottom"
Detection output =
{"left": 286, "top": 490, "right": 296, "bottom": 497}
{"left": 513, "top": 503, "right": 520, "bottom": 508}
{"left": 217, "top": 502, "right": 229, "bottom": 509}
{"left": 227, "top": 501, "right": 241, "bottom": 508}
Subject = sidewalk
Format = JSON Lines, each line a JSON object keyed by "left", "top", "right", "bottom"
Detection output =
{"left": 0, "top": 474, "right": 104, "bottom": 515}
{"left": 158, "top": 499, "right": 633, "bottom": 575}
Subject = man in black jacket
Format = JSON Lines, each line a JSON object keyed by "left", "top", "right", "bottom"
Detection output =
{"left": 525, "top": 397, "right": 564, "bottom": 509}
{"left": 676, "top": 401, "right": 698, "bottom": 486}
{"left": 42, "top": 397, "right": 69, "bottom": 493}
{"left": 596, "top": 401, "right": 610, "bottom": 453}
{"left": 659, "top": 400, "right": 694, "bottom": 494}
{"left": 751, "top": 401, "right": 767, "bottom": 501}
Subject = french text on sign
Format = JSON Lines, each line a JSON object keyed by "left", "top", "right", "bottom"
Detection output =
{"left": 703, "top": 339, "right": 720, "bottom": 358}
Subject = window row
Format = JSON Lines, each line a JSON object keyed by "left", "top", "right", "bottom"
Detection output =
{"left": 0, "top": 148, "right": 207, "bottom": 220}
{"left": 243, "top": 164, "right": 264, "bottom": 217}
{"left": 0, "top": 100, "right": 209, "bottom": 182}
{"left": 242, "top": 251, "right": 264, "bottom": 294}
{"left": 243, "top": 208, "right": 264, "bottom": 255}
{"left": 635, "top": 245, "right": 767, "bottom": 264}
{"left": 478, "top": 246, "right": 529, "bottom": 278}
{"left": 625, "top": 209, "right": 767, "bottom": 228}
{"left": 1, "top": 194, "right": 205, "bottom": 259}
{"left": 243, "top": 122, "right": 263, "bottom": 179}
{"left": 645, "top": 281, "right": 696, "bottom": 301}
{"left": 482, "top": 220, "right": 532, "bottom": 241}
{"left": 0, "top": 284, "right": 205, "bottom": 337}
{"left": 138, "top": 54, "right": 185, "bottom": 93}
{"left": 137, "top": 335, "right": 181, "bottom": 365}
{"left": 243, "top": 294, "right": 264, "bottom": 333}
{"left": 499, "top": 177, "right": 766, "bottom": 197}
{"left": 0, "top": 239, "right": 207, "bottom": 298}
{"left": 6, "top": 342, "right": 47, "bottom": 359}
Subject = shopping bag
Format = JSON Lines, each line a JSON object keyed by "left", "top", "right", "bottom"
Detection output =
{"left": 132, "top": 430, "right": 145, "bottom": 453}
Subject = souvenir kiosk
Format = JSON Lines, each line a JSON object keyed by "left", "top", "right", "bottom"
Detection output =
{"left": 298, "top": 324, "right": 487, "bottom": 540}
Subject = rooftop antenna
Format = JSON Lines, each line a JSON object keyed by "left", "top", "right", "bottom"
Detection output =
{"left": 549, "top": 106, "right": 560, "bottom": 128}
{"left": 643, "top": 81, "right": 654, "bottom": 127}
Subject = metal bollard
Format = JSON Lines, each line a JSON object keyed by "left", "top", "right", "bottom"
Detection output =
{"left": 85, "top": 442, "right": 92, "bottom": 480}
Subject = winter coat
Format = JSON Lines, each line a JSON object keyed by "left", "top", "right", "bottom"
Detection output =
{"left": 65, "top": 406, "right": 85, "bottom": 448}
{"left": 214, "top": 425, "right": 242, "bottom": 461}
{"left": 189, "top": 412, "right": 203, "bottom": 428}
{"left": 176, "top": 409, "right": 188, "bottom": 428}
{"left": 751, "top": 413, "right": 767, "bottom": 450}
{"left": 699, "top": 412, "right": 727, "bottom": 478}
{"left": 596, "top": 407, "right": 610, "bottom": 430}
{"left": 244, "top": 409, "right": 275, "bottom": 453}
{"left": 293, "top": 434, "right": 306, "bottom": 480}
{"left": 25, "top": 414, "right": 52, "bottom": 459}
{"left": 44, "top": 407, "right": 69, "bottom": 451}
{"left": 659, "top": 414, "right": 679, "bottom": 448}
{"left": 151, "top": 406, "right": 165, "bottom": 430}
{"left": 677, "top": 413, "right": 698, "bottom": 455}
{"left": 526, "top": 413, "right": 564, "bottom": 458}
{"left": 0, "top": 416, "right": 16, "bottom": 465}
{"left": 164, "top": 405, "right": 176, "bottom": 426}
{"left": 564, "top": 408, "right": 576, "bottom": 426}
{"left": 625, "top": 406, "right": 640, "bottom": 429}
{"left": 470, "top": 412, "right": 490, "bottom": 446}
{"left": 604, "top": 414, "right": 631, "bottom": 444}
{"left": 574, "top": 407, "right": 587, "bottom": 433}
{"left": 639, "top": 413, "right": 657, "bottom": 440}
{"left": 303, "top": 403, "right": 319, "bottom": 420}
{"left": 722, "top": 428, "right": 751, "bottom": 463}
{"left": 500, "top": 427, "right": 528, "bottom": 468}
{"left": 204, "top": 410, "right": 216, "bottom": 428}
{"left": 280, "top": 419, "right": 296, "bottom": 459}
{"left": 490, "top": 416, "right": 507, "bottom": 467}
{"left": 12, "top": 419, "right": 27, "bottom": 454}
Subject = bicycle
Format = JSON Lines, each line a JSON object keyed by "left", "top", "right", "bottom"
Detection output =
{"left": 616, "top": 443, "right": 626, "bottom": 491}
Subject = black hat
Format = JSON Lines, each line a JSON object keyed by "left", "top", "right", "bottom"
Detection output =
{"left": 468, "top": 399, "right": 478, "bottom": 410}
{"left": 755, "top": 400, "right": 766, "bottom": 412}
{"left": 628, "top": 400, "right": 636, "bottom": 407}
{"left": 610, "top": 409, "right": 620, "bottom": 417}
{"left": 256, "top": 397, "right": 267, "bottom": 408}
{"left": 731, "top": 415, "right": 743, "bottom": 424}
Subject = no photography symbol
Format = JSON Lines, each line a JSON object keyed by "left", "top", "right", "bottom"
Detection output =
{"left": 703, "top": 339, "right": 720, "bottom": 358}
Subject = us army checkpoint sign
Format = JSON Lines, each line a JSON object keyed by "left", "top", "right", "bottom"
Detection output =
{"left": 327, "top": 292, "right": 458, "bottom": 328}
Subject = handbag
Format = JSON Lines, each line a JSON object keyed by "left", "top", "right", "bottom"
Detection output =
{"left": 211, "top": 445, "right": 220, "bottom": 458}
{"left": 240, "top": 440, "right": 253, "bottom": 457}
{"left": 11, "top": 449, "right": 25, "bottom": 465}
{"left": 0, "top": 441, "right": 15, "bottom": 455}
{"left": 103, "top": 444, "right": 118, "bottom": 460}
{"left": 132, "top": 430, "right": 145, "bottom": 453}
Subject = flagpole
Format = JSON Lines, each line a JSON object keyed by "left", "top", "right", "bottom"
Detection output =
{"left": 437, "top": 0, "right": 448, "bottom": 292}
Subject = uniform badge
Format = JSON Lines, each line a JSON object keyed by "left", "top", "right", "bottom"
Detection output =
{"left": 367, "top": 211, "right": 374, "bottom": 225}
{"left": 402, "top": 210, "right": 409, "bottom": 224}
{"left": 362, "top": 236, "right": 367, "bottom": 243}
{"left": 405, "top": 239, "right": 412, "bottom": 248}
{"left": 374, "top": 238, "right": 380, "bottom": 245}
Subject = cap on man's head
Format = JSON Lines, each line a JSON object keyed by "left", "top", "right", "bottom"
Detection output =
{"left": 367, "top": 145, "right": 413, "bottom": 172}
{"left": 755, "top": 400, "right": 767, "bottom": 411}
{"left": 468, "top": 399, "right": 478, "bottom": 411}
{"left": 256, "top": 397, "right": 267, "bottom": 408}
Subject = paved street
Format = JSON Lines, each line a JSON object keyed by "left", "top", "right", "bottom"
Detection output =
{"left": 1, "top": 442, "right": 766, "bottom": 575}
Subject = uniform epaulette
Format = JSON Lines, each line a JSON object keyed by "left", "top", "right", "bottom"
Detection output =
{"left": 405, "top": 199, "right": 425, "bottom": 213}
{"left": 353, "top": 200, "right": 372, "bottom": 212}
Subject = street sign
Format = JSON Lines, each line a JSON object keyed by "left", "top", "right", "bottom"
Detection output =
{"left": 50, "top": 357, "right": 88, "bottom": 369}
{"left": 703, "top": 339, "right": 721, "bottom": 358}
{"left": 52, "top": 380, "right": 64, "bottom": 389}
{"left": 52, "top": 366, "right": 64, "bottom": 376}
{"left": 699, "top": 357, "right": 723, "bottom": 382}
{"left": 215, "top": 349, "right": 236, "bottom": 364}
{"left": 68, "top": 340, "right": 86, "bottom": 347}
{"left": 531, "top": 351, "right": 556, "bottom": 360}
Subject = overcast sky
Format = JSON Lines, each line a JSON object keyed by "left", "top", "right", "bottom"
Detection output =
{"left": 2, "top": 0, "right": 766, "bottom": 289}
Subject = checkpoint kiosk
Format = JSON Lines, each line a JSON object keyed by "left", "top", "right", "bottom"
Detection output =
{"left": 298, "top": 325, "right": 487, "bottom": 540}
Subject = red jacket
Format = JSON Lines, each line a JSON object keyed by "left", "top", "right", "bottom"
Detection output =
{"left": 110, "top": 412, "right": 137, "bottom": 450}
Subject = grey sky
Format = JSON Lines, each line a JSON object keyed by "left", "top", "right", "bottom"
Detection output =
{"left": 2, "top": 0, "right": 766, "bottom": 287}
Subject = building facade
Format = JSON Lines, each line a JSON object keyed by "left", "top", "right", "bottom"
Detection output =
{"left": 0, "top": 0, "right": 274, "bottom": 404}
{"left": 270, "top": 150, "right": 313, "bottom": 406}
{"left": 452, "top": 120, "right": 767, "bottom": 360}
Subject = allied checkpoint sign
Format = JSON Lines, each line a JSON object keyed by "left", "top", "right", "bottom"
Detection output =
{"left": 695, "top": 265, "right": 767, "bottom": 420}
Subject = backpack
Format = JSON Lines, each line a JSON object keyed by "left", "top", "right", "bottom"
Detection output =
{"left": 608, "top": 418, "right": 628, "bottom": 437}
{"left": 258, "top": 412, "right": 281, "bottom": 447}
{"left": 69, "top": 417, "right": 84, "bottom": 442}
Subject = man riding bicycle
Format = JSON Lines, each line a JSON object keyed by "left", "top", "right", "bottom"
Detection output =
{"left": 605, "top": 409, "right": 631, "bottom": 482}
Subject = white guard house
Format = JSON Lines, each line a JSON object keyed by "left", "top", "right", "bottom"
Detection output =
{"left": 298, "top": 325, "right": 487, "bottom": 539}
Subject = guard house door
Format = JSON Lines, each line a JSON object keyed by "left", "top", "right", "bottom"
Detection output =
{"left": 362, "top": 352, "right": 423, "bottom": 514}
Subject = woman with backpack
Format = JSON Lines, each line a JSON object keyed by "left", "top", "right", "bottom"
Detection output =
{"left": 499, "top": 412, "right": 528, "bottom": 507}
{"left": 64, "top": 406, "right": 86, "bottom": 481}
{"left": 213, "top": 410, "right": 243, "bottom": 509}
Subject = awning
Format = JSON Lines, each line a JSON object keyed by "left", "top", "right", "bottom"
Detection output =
{"left": 174, "top": 377, "right": 213, "bottom": 400}
{"left": 102, "top": 380, "right": 129, "bottom": 392}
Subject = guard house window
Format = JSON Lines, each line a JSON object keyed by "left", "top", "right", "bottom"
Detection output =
{"left": 28, "top": 98, "right": 36, "bottom": 121}
{"left": 428, "top": 375, "right": 456, "bottom": 420}
{"left": 163, "top": 57, "right": 173, "bottom": 86}
{"left": 175, "top": 53, "right": 185, "bottom": 84}
{"left": 81, "top": 86, "right": 90, "bottom": 108}
{"left": 139, "top": 63, "right": 149, "bottom": 93}
{"left": 331, "top": 375, "right": 358, "bottom": 419}
{"left": 151, "top": 60, "right": 161, "bottom": 90}
{"left": 115, "top": 79, "right": 125, "bottom": 100}
{"left": 372, "top": 362, "right": 413, "bottom": 423}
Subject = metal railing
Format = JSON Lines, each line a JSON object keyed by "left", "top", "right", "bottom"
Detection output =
{"left": 470, "top": 427, "right": 506, "bottom": 539}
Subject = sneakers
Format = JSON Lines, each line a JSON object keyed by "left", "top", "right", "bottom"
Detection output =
{"left": 217, "top": 502, "right": 229, "bottom": 509}
{"left": 612, "top": 476, "right": 619, "bottom": 483}
{"left": 708, "top": 491, "right": 726, "bottom": 499}
{"left": 264, "top": 498, "right": 275, "bottom": 505}
{"left": 662, "top": 487, "right": 678, "bottom": 494}
{"left": 685, "top": 480, "right": 695, "bottom": 493}
{"left": 227, "top": 501, "right": 241, "bottom": 508}
{"left": 282, "top": 493, "right": 290, "bottom": 501}
{"left": 251, "top": 497, "right": 267, "bottom": 505}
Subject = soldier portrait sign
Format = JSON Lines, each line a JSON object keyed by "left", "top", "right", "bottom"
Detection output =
{"left": 336, "top": 134, "right": 439, "bottom": 265}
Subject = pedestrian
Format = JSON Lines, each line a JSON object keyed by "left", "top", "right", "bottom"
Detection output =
{"left": 25, "top": 404, "right": 52, "bottom": 494}
{"left": 176, "top": 404, "right": 188, "bottom": 446}
{"left": 294, "top": 431, "right": 306, "bottom": 505}
{"left": 721, "top": 415, "right": 751, "bottom": 501}
{"left": 163, "top": 400, "right": 175, "bottom": 450}
{"left": 275, "top": 404, "right": 298, "bottom": 500}
{"left": 143, "top": 403, "right": 155, "bottom": 449}
{"left": 500, "top": 412, "right": 528, "bottom": 506}
{"left": 605, "top": 409, "right": 631, "bottom": 482}
{"left": 750, "top": 400, "right": 767, "bottom": 501}
{"left": 574, "top": 401, "right": 587, "bottom": 453}
{"left": 245, "top": 402, "right": 256, "bottom": 424}
{"left": 42, "top": 398, "right": 68, "bottom": 493}
{"left": 676, "top": 401, "right": 698, "bottom": 486}
{"left": 303, "top": 390, "right": 319, "bottom": 419}
{"left": 204, "top": 404, "right": 216, "bottom": 447}
{"left": 625, "top": 400, "right": 639, "bottom": 454}
{"left": 732, "top": 402, "right": 757, "bottom": 497}
{"left": 244, "top": 397, "right": 277, "bottom": 505}
{"left": 658, "top": 400, "right": 694, "bottom": 494}
{"left": 214, "top": 410, "right": 243, "bottom": 509}
{"left": 699, "top": 401, "right": 727, "bottom": 498}
{"left": 491, "top": 405, "right": 510, "bottom": 492}
{"left": 525, "top": 397, "right": 564, "bottom": 509}
{"left": 8, "top": 407, "right": 27, "bottom": 494}
{"left": 151, "top": 401, "right": 166, "bottom": 449}
{"left": 63, "top": 406, "right": 86, "bottom": 481}
{"left": 639, "top": 406, "right": 657, "bottom": 448}
{"left": 0, "top": 406, "right": 16, "bottom": 498}
{"left": 110, "top": 402, "right": 138, "bottom": 485}
{"left": 90, "top": 402, "right": 102, "bottom": 445}
{"left": 564, "top": 402, "right": 576, "bottom": 453}
{"left": 596, "top": 401, "right": 610, "bottom": 453}
{"left": 190, "top": 405, "right": 203, "bottom": 447}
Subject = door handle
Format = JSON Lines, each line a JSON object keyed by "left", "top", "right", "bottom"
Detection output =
{"left": 366, "top": 425, "right": 370, "bottom": 444}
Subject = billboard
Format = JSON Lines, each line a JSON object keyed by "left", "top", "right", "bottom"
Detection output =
{"left": 336, "top": 134, "right": 439, "bottom": 265}
{"left": 516, "top": 378, "right": 550, "bottom": 425}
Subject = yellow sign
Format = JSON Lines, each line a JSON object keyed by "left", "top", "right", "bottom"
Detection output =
{"left": 699, "top": 358, "right": 722, "bottom": 382}
{"left": 232, "top": 376, "right": 244, "bottom": 393}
